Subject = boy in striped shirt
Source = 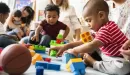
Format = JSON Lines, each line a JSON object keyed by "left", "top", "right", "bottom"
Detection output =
{"left": 50, "top": 0, "right": 130, "bottom": 74}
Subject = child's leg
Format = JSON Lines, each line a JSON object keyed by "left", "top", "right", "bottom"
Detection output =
{"left": 91, "top": 53, "right": 130, "bottom": 75}
{"left": 19, "top": 36, "right": 29, "bottom": 44}
{"left": 39, "top": 35, "right": 52, "bottom": 47}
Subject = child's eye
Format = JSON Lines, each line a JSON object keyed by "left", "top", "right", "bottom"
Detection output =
{"left": 87, "top": 19, "right": 91, "bottom": 22}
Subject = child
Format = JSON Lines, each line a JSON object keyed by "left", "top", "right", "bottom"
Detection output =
{"left": 29, "top": 4, "right": 69, "bottom": 47}
{"left": 0, "top": 2, "right": 17, "bottom": 48}
{"left": 50, "top": 0, "right": 130, "bottom": 75}
{"left": 6, "top": 10, "right": 29, "bottom": 40}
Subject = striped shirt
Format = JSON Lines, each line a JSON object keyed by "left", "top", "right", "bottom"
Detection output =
{"left": 95, "top": 21, "right": 128, "bottom": 56}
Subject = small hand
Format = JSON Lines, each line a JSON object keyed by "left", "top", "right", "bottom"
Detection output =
{"left": 31, "top": 35, "right": 39, "bottom": 42}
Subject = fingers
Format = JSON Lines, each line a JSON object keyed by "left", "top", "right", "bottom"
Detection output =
{"left": 120, "top": 50, "right": 130, "bottom": 56}
{"left": 56, "top": 49, "right": 64, "bottom": 57}
{"left": 49, "top": 46, "right": 59, "bottom": 56}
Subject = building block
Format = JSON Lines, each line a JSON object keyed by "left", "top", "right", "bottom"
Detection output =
{"left": 73, "top": 71, "right": 80, "bottom": 75}
{"left": 50, "top": 40, "right": 64, "bottom": 47}
{"left": 43, "top": 58, "right": 51, "bottom": 62}
{"left": 30, "top": 50, "right": 36, "bottom": 56}
{"left": 50, "top": 50, "right": 57, "bottom": 57}
{"left": 56, "top": 39, "right": 62, "bottom": 44}
{"left": 36, "top": 66, "right": 44, "bottom": 75}
{"left": 29, "top": 46, "right": 34, "bottom": 50}
{"left": 57, "top": 34, "right": 63, "bottom": 39}
{"left": 35, "top": 61, "right": 61, "bottom": 71}
{"left": 36, "top": 61, "right": 48, "bottom": 69}
{"left": 62, "top": 53, "right": 76, "bottom": 64}
{"left": 48, "top": 63, "right": 60, "bottom": 71}
{"left": 80, "top": 69, "right": 86, "bottom": 75}
{"left": 80, "top": 32, "right": 93, "bottom": 43}
{"left": 33, "top": 45, "right": 46, "bottom": 53}
{"left": 32, "top": 53, "right": 43, "bottom": 65}
{"left": 70, "top": 62, "right": 85, "bottom": 72}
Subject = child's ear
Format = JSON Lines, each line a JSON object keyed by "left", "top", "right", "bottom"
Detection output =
{"left": 98, "top": 11, "right": 105, "bottom": 19}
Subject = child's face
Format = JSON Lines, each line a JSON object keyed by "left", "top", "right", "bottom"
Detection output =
{"left": 83, "top": 8, "right": 104, "bottom": 31}
{"left": 13, "top": 17, "right": 21, "bottom": 21}
{"left": 45, "top": 11, "right": 59, "bottom": 25}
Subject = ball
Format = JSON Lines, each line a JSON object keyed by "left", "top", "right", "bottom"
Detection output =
{"left": 0, "top": 44, "right": 32, "bottom": 75}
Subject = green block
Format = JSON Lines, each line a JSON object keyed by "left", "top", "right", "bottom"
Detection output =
{"left": 57, "top": 34, "right": 63, "bottom": 39}
{"left": 34, "top": 45, "right": 46, "bottom": 51}
{"left": 50, "top": 50, "right": 57, "bottom": 57}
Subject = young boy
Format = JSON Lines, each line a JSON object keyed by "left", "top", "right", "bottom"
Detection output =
{"left": 29, "top": 4, "right": 69, "bottom": 47}
{"left": 50, "top": 0, "right": 130, "bottom": 75}
{"left": 0, "top": 2, "right": 17, "bottom": 48}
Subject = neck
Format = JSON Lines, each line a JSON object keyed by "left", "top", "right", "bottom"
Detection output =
{"left": 113, "top": 0, "right": 126, "bottom": 7}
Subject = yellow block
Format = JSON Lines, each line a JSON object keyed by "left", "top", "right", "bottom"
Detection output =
{"left": 29, "top": 46, "right": 34, "bottom": 50}
{"left": 30, "top": 50, "right": 35, "bottom": 57}
{"left": 80, "top": 32, "right": 93, "bottom": 43}
{"left": 32, "top": 53, "right": 43, "bottom": 65}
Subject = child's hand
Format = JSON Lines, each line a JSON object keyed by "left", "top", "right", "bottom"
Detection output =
{"left": 31, "top": 35, "right": 39, "bottom": 42}
{"left": 64, "top": 49, "right": 78, "bottom": 57}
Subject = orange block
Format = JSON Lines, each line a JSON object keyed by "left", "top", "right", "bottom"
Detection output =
{"left": 30, "top": 50, "right": 35, "bottom": 57}
{"left": 80, "top": 32, "right": 93, "bottom": 43}
{"left": 29, "top": 46, "right": 34, "bottom": 50}
{"left": 32, "top": 53, "right": 43, "bottom": 65}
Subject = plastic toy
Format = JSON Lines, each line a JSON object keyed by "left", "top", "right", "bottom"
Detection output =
{"left": 34, "top": 45, "right": 46, "bottom": 53}
{"left": 35, "top": 61, "right": 60, "bottom": 71}
{"left": 66, "top": 58, "right": 86, "bottom": 75}
{"left": 50, "top": 40, "right": 64, "bottom": 47}
{"left": 32, "top": 53, "right": 43, "bottom": 65}
{"left": 36, "top": 66, "right": 44, "bottom": 75}
{"left": 50, "top": 50, "right": 57, "bottom": 57}
{"left": 43, "top": 57, "right": 51, "bottom": 62}
{"left": 80, "top": 32, "right": 93, "bottom": 43}
{"left": 30, "top": 50, "right": 36, "bottom": 57}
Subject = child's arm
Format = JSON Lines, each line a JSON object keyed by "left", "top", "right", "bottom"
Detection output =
{"left": 31, "top": 25, "right": 42, "bottom": 42}
{"left": 66, "top": 39, "right": 103, "bottom": 56}
{"left": 63, "top": 26, "right": 70, "bottom": 40}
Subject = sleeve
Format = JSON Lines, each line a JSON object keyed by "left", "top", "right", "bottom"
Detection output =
{"left": 60, "top": 22, "right": 67, "bottom": 30}
{"left": 95, "top": 28, "right": 112, "bottom": 45}
{"left": 40, "top": 20, "right": 46, "bottom": 27}
{"left": 69, "top": 6, "right": 81, "bottom": 30}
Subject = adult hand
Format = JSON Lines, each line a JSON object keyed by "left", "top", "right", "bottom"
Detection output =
{"left": 120, "top": 50, "right": 130, "bottom": 61}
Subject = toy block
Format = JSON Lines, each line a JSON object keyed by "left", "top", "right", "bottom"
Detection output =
{"left": 80, "top": 69, "right": 86, "bottom": 75}
{"left": 73, "top": 71, "right": 80, "bottom": 75}
{"left": 30, "top": 50, "right": 36, "bottom": 56}
{"left": 36, "top": 61, "right": 48, "bottom": 69}
{"left": 29, "top": 46, "right": 34, "bottom": 50}
{"left": 70, "top": 62, "right": 85, "bottom": 72}
{"left": 36, "top": 66, "right": 44, "bottom": 75}
{"left": 80, "top": 32, "right": 93, "bottom": 43}
{"left": 34, "top": 45, "right": 46, "bottom": 50}
{"left": 35, "top": 61, "right": 61, "bottom": 71}
{"left": 44, "top": 58, "right": 51, "bottom": 62}
{"left": 50, "top": 50, "right": 57, "bottom": 57}
{"left": 32, "top": 53, "right": 43, "bottom": 65}
{"left": 57, "top": 34, "right": 63, "bottom": 39}
{"left": 62, "top": 53, "right": 76, "bottom": 64}
{"left": 48, "top": 63, "right": 60, "bottom": 71}
{"left": 56, "top": 39, "right": 62, "bottom": 44}
{"left": 50, "top": 40, "right": 64, "bottom": 47}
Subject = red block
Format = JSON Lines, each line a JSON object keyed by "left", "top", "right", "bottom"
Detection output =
{"left": 44, "top": 58, "right": 51, "bottom": 62}
{"left": 56, "top": 39, "right": 61, "bottom": 44}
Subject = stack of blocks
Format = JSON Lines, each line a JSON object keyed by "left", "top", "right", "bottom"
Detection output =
{"left": 36, "top": 66, "right": 44, "bottom": 75}
{"left": 34, "top": 45, "right": 46, "bottom": 53}
{"left": 35, "top": 61, "right": 60, "bottom": 71}
{"left": 50, "top": 50, "right": 57, "bottom": 57}
{"left": 66, "top": 58, "right": 86, "bottom": 75}
{"left": 50, "top": 40, "right": 64, "bottom": 47}
{"left": 32, "top": 53, "right": 43, "bottom": 65}
{"left": 80, "top": 32, "right": 93, "bottom": 43}
{"left": 56, "top": 34, "right": 63, "bottom": 44}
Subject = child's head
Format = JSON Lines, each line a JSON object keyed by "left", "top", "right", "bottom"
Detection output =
{"left": 0, "top": 2, "right": 10, "bottom": 24}
{"left": 44, "top": 4, "right": 60, "bottom": 25}
{"left": 83, "top": 0, "right": 109, "bottom": 31}
{"left": 13, "top": 10, "right": 22, "bottom": 21}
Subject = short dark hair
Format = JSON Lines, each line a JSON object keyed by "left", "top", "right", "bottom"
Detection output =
{"left": 14, "top": 10, "right": 22, "bottom": 17}
{"left": 84, "top": 0, "right": 109, "bottom": 15}
{"left": 0, "top": 2, "right": 10, "bottom": 14}
{"left": 44, "top": 4, "right": 60, "bottom": 16}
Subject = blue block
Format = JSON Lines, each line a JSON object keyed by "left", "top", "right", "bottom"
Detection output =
{"left": 73, "top": 71, "right": 80, "bottom": 75}
{"left": 48, "top": 63, "right": 60, "bottom": 71}
{"left": 36, "top": 66, "right": 44, "bottom": 75}
{"left": 35, "top": 50, "right": 45, "bottom": 53}
{"left": 62, "top": 53, "right": 82, "bottom": 64}
{"left": 35, "top": 61, "right": 48, "bottom": 69}
{"left": 70, "top": 62, "right": 85, "bottom": 72}
{"left": 62, "top": 53, "right": 76, "bottom": 63}
{"left": 80, "top": 69, "right": 85, "bottom": 75}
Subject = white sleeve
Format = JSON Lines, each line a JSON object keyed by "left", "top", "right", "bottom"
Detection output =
{"left": 69, "top": 6, "right": 81, "bottom": 30}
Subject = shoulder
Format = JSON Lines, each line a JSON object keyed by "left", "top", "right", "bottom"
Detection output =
{"left": 57, "top": 21, "right": 67, "bottom": 26}
{"left": 40, "top": 20, "right": 47, "bottom": 26}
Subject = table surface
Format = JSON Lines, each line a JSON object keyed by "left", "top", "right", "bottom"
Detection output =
{"left": 0, "top": 49, "right": 109, "bottom": 75}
